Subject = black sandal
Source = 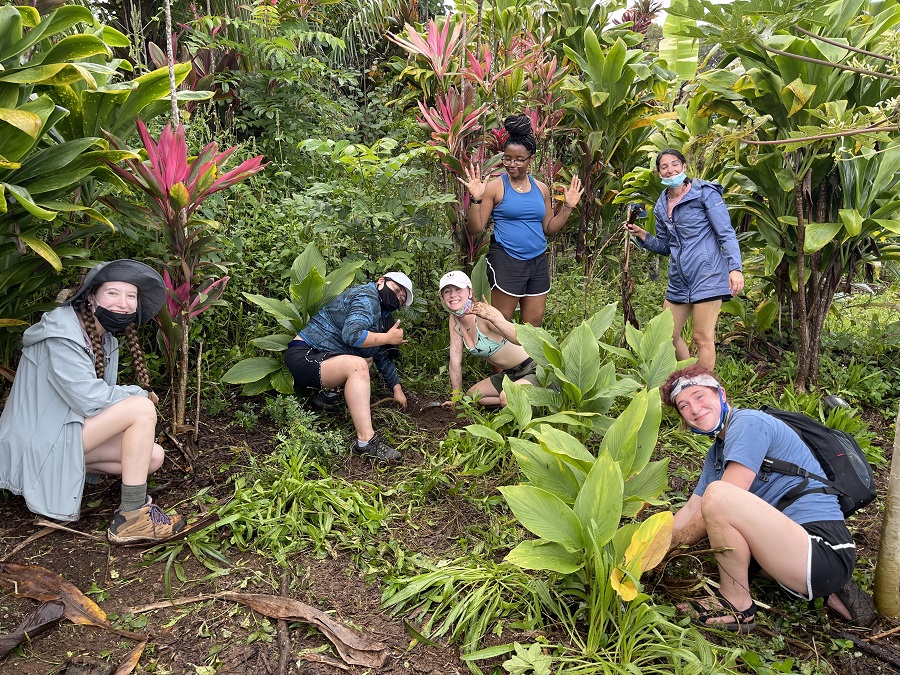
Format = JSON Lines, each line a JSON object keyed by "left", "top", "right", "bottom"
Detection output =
{"left": 685, "top": 591, "right": 759, "bottom": 634}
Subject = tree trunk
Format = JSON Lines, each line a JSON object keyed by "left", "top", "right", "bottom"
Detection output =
{"left": 794, "top": 169, "right": 810, "bottom": 392}
{"left": 874, "top": 403, "right": 900, "bottom": 617}
{"left": 164, "top": 0, "right": 179, "bottom": 123}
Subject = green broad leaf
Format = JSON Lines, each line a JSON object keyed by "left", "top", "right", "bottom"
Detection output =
{"left": 504, "top": 379, "right": 532, "bottom": 429}
{"left": 531, "top": 413, "right": 593, "bottom": 429}
{"left": 623, "top": 458, "right": 670, "bottom": 504}
{"left": 639, "top": 339, "right": 677, "bottom": 390}
{"left": 241, "top": 378, "right": 274, "bottom": 396}
{"left": 754, "top": 299, "right": 778, "bottom": 333}
{"left": 632, "top": 388, "right": 662, "bottom": 476}
{"left": 838, "top": 209, "right": 863, "bottom": 237}
{"left": 110, "top": 64, "right": 191, "bottom": 138}
{"left": 250, "top": 333, "right": 293, "bottom": 352}
{"left": 40, "top": 34, "right": 108, "bottom": 63}
{"left": 5, "top": 183, "right": 55, "bottom": 219}
{"left": 764, "top": 245, "right": 785, "bottom": 276}
{"left": 561, "top": 322, "right": 600, "bottom": 396}
{"left": 291, "top": 242, "right": 327, "bottom": 286}
{"left": 0, "top": 107, "right": 41, "bottom": 137}
{"left": 585, "top": 303, "right": 617, "bottom": 340}
{"left": 574, "top": 451, "right": 624, "bottom": 552}
{"left": 624, "top": 321, "right": 643, "bottom": 355}
{"left": 599, "top": 390, "right": 647, "bottom": 477}
{"left": 504, "top": 540, "right": 583, "bottom": 574}
{"left": 529, "top": 425, "right": 595, "bottom": 466}
{"left": 509, "top": 437, "right": 581, "bottom": 503}
{"left": 322, "top": 259, "right": 365, "bottom": 305}
{"left": 290, "top": 269, "right": 325, "bottom": 316}
{"left": 242, "top": 292, "right": 302, "bottom": 324}
{"left": 780, "top": 77, "right": 816, "bottom": 118}
{"left": 100, "top": 25, "right": 131, "bottom": 48}
{"left": 516, "top": 323, "right": 560, "bottom": 369}
{"left": 640, "top": 308, "right": 675, "bottom": 361}
{"left": 659, "top": 13, "right": 699, "bottom": 81}
{"left": 803, "top": 221, "right": 842, "bottom": 253}
{"left": 870, "top": 219, "right": 900, "bottom": 235}
{"left": 465, "top": 424, "right": 504, "bottom": 444}
{"left": 271, "top": 364, "right": 296, "bottom": 395}
{"left": 221, "top": 357, "right": 283, "bottom": 384}
{"left": 598, "top": 341, "right": 635, "bottom": 362}
{"left": 462, "top": 644, "right": 517, "bottom": 661}
{"left": 525, "top": 386, "right": 564, "bottom": 409}
{"left": 17, "top": 233, "right": 61, "bottom": 270}
{"left": 498, "top": 485, "right": 583, "bottom": 549}
{"left": 471, "top": 255, "right": 491, "bottom": 303}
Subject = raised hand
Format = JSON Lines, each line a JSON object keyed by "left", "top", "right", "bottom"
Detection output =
{"left": 458, "top": 163, "right": 488, "bottom": 202}
{"left": 561, "top": 174, "right": 584, "bottom": 209}
{"left": 469, "top": 300, "right": 505, "bottom": 324}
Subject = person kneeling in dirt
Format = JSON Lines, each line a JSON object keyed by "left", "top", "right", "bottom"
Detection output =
{"left": 439, "top": 271, "right": 538, "bottom": 409}
{"left": 662, "top": 365, "right": 875, "bottom": 633}
{"left": 0, "top": 260, "right": 189, "bottom": 544}
{"left": 285, "top": 272, "right": 413, "bottom": 462}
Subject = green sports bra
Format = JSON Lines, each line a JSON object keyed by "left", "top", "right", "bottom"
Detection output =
{"left": 455, "top": 316, "right": 507, "bottom": 358}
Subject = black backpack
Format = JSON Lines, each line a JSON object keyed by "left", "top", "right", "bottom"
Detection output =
{"left": 758, "top": 406, "right": 876, "bottom": 517}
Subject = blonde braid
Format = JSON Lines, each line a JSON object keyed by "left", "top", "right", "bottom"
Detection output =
{"left": 123, "top": 323, "right": 151, "bottom": 389}
{"left": 78, "top": 300, "right": 105, "bottom": 380}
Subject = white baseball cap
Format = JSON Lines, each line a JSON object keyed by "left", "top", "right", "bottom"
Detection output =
{"left": 439, "top": 270, "right": 472, "bottom": 291}
{"left": 383, "top": 271, "right": 414, "bottom": 307}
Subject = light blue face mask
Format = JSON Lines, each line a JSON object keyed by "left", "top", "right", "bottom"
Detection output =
{"left": 688, "top": 388, "right": 730, "bottom": 437}
{"left": 661, "top": 172, "right": 687, "bottom": 189}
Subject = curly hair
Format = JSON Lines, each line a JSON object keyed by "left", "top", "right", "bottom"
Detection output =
{"left": 77, "top": 296, "right": 151, "bottom": 389}
{"left": 503, "top": 114, "right": 537, "bottom": 155}
{"left": 660, "top": 364, "right": 723, "bottom": 407}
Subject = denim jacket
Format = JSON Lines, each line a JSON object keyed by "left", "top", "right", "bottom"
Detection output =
{"left": 299, "top": 283, "right": 400, "bottom": 389}
{"left": 638, "top": 179, "right": 742, "bottom": 304}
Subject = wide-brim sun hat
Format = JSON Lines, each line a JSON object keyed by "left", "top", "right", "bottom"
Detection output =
{"left": 439, "top": 270, "right": 472, "bottom": 292}
{"left": 383, "top": 271, "right": 414, "bottom": 307}
{"left": 68, "top": 259, "right": 166, "bottom": 324}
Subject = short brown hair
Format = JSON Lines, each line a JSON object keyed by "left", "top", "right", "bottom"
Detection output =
{"left": 661, "top": 364, "right": 723, "bottom": 407}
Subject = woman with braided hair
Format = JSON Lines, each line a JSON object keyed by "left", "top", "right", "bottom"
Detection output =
{"left": 0, "top": 259, "right": 187, "bottom": 543}
{"left": 461, "top": 114, "right": 583, "bottom": 327}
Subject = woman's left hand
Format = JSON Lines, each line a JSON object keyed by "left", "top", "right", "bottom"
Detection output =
{"left": 729, "top": 270, "right": 745, "bottom": 296}
{"left": 560, "top": 175, "right": 584, "bottom": 210}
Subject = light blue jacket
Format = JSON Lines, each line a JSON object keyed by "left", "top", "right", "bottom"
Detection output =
{"left": 0, "top": 305, "right": 148, "bottom": 521}
{"left": 638, "top": 179, "right": 742, "bottom": 304}
{"left": 299, "top": 283, "right": 400, "bottom": 389}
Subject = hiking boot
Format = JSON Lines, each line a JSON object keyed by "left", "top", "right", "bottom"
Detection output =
{"left": 310, "top": 388, "right": 343, "bottom": 412}
{"left": 832, "top": 578, "right": 877, "bottom": 627}
{"left": 353, "top": 434, "right": 401, "bottom": 462}
{"left": 107, "top": 497, "right": 186, "bottom": 544}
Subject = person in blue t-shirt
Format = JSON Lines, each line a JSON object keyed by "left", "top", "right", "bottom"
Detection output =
{"left": 661, "top": 365, "right": 873, "bottom": 632}
{"left": 461, "top": 114, "right": 583, "bottom": 327}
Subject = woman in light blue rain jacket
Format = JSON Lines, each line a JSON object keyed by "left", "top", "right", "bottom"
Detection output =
{"left": 625, "top": 149, "right": 744, "bottom": 370}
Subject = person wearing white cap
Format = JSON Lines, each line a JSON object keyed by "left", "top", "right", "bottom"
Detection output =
{"left": 285, "top": 272, "right": 414, "bottom": 461}
{"left": 438, "top": 270, "right": 539, "bottom": 408}
{"left": 0, "top": 259, "right": 188, "bottom": 543}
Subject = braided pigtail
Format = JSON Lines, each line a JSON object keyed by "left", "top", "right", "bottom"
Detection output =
{"left": 78, "top": 300, "right": 105, "bottom": 380}
{"left": 123, "top": 323, "right": 151, "bottom": 390}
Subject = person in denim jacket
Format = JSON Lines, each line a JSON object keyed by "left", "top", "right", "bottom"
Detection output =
{"left": 624, "top": 149, "right": 743, "bottom": 370}
{"left": 285, "top": 272, "right": 413, "bottom": 462}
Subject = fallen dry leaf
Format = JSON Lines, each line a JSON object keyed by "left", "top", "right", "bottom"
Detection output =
{"left": 0, "top": 599, "right": 65, "bottom": 658}
{"left": 113, "top": 640, "right": 147, "bottom": 675}
{"left": 222, "top": 592, "right": 389, "bottom": 668}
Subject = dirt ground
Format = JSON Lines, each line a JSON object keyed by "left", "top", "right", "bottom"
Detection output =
{"left": 0, "top": 394, "right": 899, "bottom": 674}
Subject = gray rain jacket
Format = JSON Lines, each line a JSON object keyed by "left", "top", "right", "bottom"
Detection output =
{"left": 0, "top": 305, "right": 147, "bottom": 521}
{"left": 639, "top": 179, "right": 743, "bottom": 304}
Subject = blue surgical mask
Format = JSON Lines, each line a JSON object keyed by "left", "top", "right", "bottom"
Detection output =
{"left": 688, "top": 389, "right": 731, "bottom": 437}
{"left": 661, "top": 172, "right": 687, "bottom": 189}
{"left": 447, "top": 298, "right": 472, "bottom": 317}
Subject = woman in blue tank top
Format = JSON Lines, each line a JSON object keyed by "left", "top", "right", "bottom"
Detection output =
{"left": 461, "top": 115, "right": 583, "bottom": 326}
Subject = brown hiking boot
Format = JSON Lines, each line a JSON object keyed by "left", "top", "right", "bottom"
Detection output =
{"left": 107, "top": 497, "right": 185, "bottom": 544}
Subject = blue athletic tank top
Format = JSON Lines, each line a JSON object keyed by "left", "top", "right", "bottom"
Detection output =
{"left": 492, "top": 174, "right": 547, "bottom": 260}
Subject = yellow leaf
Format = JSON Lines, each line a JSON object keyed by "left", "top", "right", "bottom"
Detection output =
{"left": 610, "top": 567, "right": 638, "bottom": 601}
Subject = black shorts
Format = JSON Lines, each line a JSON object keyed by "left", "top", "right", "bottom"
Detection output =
{"left": 489, "top": 358, "right": 539, "bottom": 392}
{"left": 777, "top": 520, "right": 855, "bottom": 600}
{"left": 284, "top": 340, "right": 337, "bottom": 390}
{"left": 486, "top": 240, "right": 550, "bottom": 297}
{"left": 668, "top": 294, "right": 731, "bottom": 305}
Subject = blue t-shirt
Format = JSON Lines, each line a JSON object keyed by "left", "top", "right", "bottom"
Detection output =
{"left": 492, "top": 174, "right": 547, "bottom": 260}
{"left": 694, "top": 409, "right": 844, "bottom": 524}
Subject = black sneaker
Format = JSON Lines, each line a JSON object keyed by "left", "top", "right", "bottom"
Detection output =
{"left": 834, "top": 578, "right": 876, "bottom": 627}
{"left": 310, "top": 388, "right": 343, "bottom": 412}
{"left": 354, "top": 434, "right": 401, "bottom": 462}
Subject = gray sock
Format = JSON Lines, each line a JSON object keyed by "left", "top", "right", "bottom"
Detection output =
{"left": 120, "top": 483, "right": 148, "bottom": 512}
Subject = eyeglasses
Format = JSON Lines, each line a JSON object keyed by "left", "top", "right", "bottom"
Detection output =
{"left": 501, "top": 156, "right": 531, "bottom": 166}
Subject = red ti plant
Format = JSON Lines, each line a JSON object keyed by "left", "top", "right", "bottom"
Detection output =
{"left": 387, "top": 18, "right": 465, "bottom": 98}
{"left": 104, "top": 120, "right": 265, "bottom": 437}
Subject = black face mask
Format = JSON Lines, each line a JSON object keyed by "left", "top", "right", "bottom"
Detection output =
{"left": 93, "top": 305, "right": 138, "bottom": 334}
{"left": 378, "top": 285, "right": 402, "bottom": 313}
